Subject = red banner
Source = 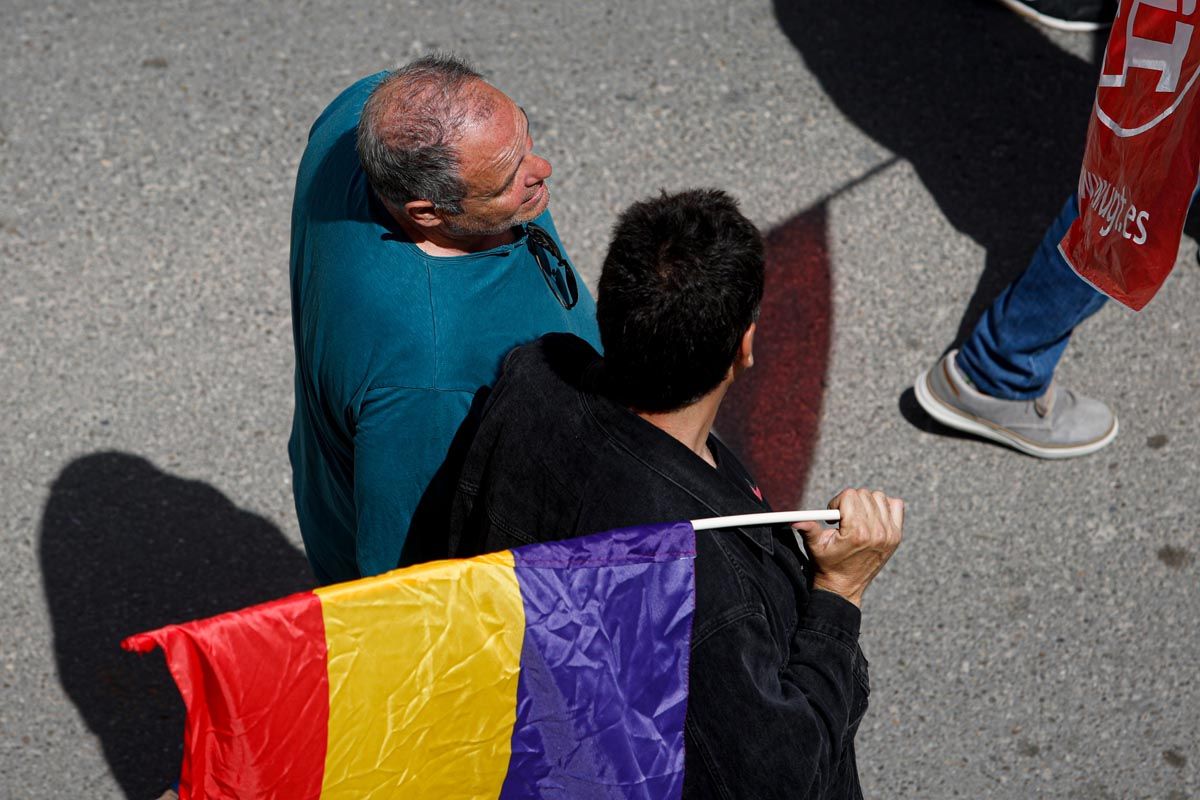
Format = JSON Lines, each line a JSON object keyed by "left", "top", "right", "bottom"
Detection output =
{"left": 1059, "top": 0, "right": 1200, "bottom": 310}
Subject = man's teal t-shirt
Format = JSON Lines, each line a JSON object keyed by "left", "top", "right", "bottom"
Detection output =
{"left": 288, "top": 73, "right": 601, "bottom": 583}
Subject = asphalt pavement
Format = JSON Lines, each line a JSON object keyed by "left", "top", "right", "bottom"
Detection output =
{"left": 2, "top": 1, "right": 1197, "bottom": 798}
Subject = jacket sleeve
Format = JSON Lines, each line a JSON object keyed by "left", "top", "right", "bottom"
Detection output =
{"left": 351, "top": 385, "right": 475, "bottom": 576}
{"left": 682, "top": 591, "right": 869, "bottom": 800}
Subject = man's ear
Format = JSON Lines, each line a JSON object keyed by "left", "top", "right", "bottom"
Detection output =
{"left": 402, "top": 199, "right": 443, "bottom": 229}
{"left": 737, "top": 322, "right": 756, "bottom": 371}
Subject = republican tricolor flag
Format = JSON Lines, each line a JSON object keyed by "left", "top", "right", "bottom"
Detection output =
{"left": 123, "top": 523, "right": 697, "bottom": 800}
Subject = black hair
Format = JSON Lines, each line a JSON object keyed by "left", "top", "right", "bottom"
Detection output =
{"left": 597, "top": 189, "right": 764, "bottom": 412}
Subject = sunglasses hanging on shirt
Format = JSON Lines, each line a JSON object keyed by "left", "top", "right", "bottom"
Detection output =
{"left": 525, "top": 222, "right": 580, "bottom": 310}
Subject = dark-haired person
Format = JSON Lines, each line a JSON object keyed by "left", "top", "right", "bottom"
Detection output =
{"left": 448, "top": 189, "right": 904, "bottom": 799}
{"left": 288, "top": 55, "right": 599, "bottom": 584}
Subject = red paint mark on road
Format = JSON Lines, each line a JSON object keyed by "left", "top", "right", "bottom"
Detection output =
{"left": 716, "top": 204, "right": 831, "bottom": 509}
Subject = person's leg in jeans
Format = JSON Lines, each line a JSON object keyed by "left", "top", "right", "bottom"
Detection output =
{"left": 914, "top": 193, "right": 1118, "bottom": 458}
{"left": 956, "top": 194, "right": 1109, "bottom": 400}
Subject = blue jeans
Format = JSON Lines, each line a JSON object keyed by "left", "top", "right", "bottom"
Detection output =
{"left": 956, "top": 194, "right": 1108, "bottom": 400}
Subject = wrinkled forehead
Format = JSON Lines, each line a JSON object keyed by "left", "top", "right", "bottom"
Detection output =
{"left": 454, "top": 87, "right": 526, "bottom": 188}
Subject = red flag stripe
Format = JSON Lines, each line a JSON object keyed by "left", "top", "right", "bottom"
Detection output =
{"left": 124, "top": 591, "right": 330, "bottom": 800}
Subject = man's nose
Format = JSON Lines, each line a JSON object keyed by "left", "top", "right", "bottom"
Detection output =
{"left": 527, "top": 153, "right": 552, "bottom": 183}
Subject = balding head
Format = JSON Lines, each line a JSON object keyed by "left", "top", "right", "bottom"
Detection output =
{"left": 356, "top": 54, "right": 497, "bottom": 215}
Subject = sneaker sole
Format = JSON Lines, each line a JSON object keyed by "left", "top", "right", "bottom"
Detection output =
{"left": 914, "top": 366, "right": 1119, "bottom": 459}
{"left": 994, "top": 0, "right": 1112, "bottom": 31}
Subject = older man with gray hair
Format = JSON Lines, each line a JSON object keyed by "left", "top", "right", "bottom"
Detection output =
{"left": 288, "top": 55, "right": 600, "bottom": 584}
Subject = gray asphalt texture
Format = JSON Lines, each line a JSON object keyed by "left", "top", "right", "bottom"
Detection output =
{"left": 2, "top": 1, "right": 1198, "bottom": 798}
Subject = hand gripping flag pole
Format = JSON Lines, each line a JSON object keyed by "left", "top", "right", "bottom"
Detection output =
{"left": 690, "top": 508, "right": 841, "bottom": 530}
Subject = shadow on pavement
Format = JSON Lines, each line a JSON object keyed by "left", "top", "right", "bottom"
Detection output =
{"left": 774, "top": 0, "right": 1107, "bottom": 349}
{"left": 39, "top": 451, "right": 313, "bottom": 799}
{"left": 717, "top": 204, "right": 831, "bottom": 509}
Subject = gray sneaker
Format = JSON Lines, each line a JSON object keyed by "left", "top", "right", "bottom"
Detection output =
{"left": 914, "top": 350, "right": 1118, "bottom": 458}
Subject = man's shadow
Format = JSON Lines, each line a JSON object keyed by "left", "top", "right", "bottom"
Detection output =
{"left": 775, "top": 0, "right": 1112, "bottom": 433}
{"left": 39, "top": 452, "right": 314, "bottom": 798}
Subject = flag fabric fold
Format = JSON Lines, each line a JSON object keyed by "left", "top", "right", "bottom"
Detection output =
{"left": 123, "top": 522, "right": 697, "bottom": 800}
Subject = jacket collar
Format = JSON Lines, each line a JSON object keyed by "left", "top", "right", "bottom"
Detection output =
{"left": 577, "top": 359, "right": 775, "bottom": 554}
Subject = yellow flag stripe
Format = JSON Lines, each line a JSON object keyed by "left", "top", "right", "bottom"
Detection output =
{"left": 315, "top": 551, "right": 525, "bottom": 799}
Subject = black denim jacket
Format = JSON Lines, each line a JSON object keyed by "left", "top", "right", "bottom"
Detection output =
{"left": 448, "top": 335, "right": 871, "bottom": 799}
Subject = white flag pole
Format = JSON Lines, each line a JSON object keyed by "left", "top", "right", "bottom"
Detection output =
{"left": 690, "top": 509, "right": 840, "bottom": 531}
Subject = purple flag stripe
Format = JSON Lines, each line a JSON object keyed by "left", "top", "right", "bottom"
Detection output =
{"left": 499, "top": 522, "right": 697, "bottom": 800}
